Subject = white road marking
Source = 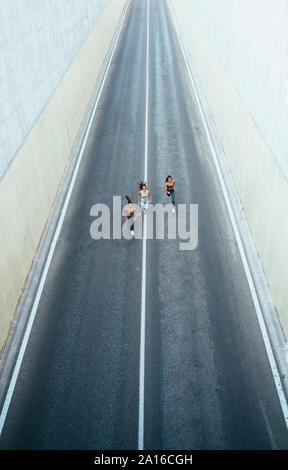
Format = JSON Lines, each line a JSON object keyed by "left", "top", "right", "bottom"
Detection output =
{"left": 0, "top": 0, "right": 131, "bottom": 437}
{"left": 138, "top": 0, "right": 150, "bottom": 451}
{"left": 168, "top": 0, "right": 288, "bottom": 429}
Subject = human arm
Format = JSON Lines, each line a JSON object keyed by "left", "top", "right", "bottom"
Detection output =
{"left": 133, "top": 206, "right": 139, "bottom": 220}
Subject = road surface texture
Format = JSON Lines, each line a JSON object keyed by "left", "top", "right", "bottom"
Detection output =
{"left": 0, "top": 0, "right": 288, "bottom": 450}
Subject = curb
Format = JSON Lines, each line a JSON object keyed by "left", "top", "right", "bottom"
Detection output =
{"left": 0, "top": 0, "right": 131, "bottom": 421}
{"left": 167, "top": 0, "right": 288, "bottom": 424}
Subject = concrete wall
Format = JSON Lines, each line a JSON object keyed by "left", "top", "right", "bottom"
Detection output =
{"left": 0, "top": 0, "right": 110, "bottom": 180}
{"left": 0, "top": 0, "right": 127, "bottom": 351}
{"left": 169, "top": 0, "right": 288, "bottom": 338}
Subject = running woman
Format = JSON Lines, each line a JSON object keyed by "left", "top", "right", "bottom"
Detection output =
{"left": 165, "top": 175, "right": 176, "bottom": 211}
{"left": 124, "top": 195, "right": 139, "bottom": 237}
{"left": 137, "top": 181, "right": 152, "bottom": 213}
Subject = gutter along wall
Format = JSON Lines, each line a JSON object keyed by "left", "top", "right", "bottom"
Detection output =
{"left": 0, "top": 0, "right": 128, "bottom": 351}
{"left": 169, "top": 0, "right": 288, "bottom": 339}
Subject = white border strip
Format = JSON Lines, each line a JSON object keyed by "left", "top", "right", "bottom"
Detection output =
{"left": 0, "top": 0, "right": 131, "bottom": 437}
{"left": 167, "top": 0, "right": 288, "bottom": 427}
{"left": 138, "top": 0, "right": 150, "bottom": 451}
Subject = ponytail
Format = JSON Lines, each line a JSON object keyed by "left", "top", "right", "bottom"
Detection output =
{"left": 138, "top": 181, "right": 147, "bottom": 190}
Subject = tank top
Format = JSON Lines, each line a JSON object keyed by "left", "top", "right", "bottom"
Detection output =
{"left": 140, "top": 190, "right": 149, "bottom": 200}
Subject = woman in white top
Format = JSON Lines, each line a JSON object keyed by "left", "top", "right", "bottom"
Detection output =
{"left": 137, "top": 181, "right": 152, "bottom": 213}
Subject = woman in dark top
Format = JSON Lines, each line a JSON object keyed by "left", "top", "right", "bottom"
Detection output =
{"left": 164, "top": 175, "right": 176, "bottom": 210}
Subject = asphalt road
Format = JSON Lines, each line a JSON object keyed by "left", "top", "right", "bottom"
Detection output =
{"left": 0, "top": 0, "right": 288, "bottom": 450}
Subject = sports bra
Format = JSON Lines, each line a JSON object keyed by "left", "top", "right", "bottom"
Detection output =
{"left": 140, "top": 190, "right": 149, "bottom": 199}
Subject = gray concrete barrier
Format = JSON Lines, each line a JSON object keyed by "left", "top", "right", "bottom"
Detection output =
{"left": 169, "top": 0, "right": 288, "bottom": 340}
{"left": 0, "top": 0, "right": 128, "bottom": 352}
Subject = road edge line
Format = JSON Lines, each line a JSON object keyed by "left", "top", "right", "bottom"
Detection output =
{"left": 0, "top": 0, "right": 131, "bottom": 437}
{"left": 167, "top": 0, "right": 288, "bottom": 429}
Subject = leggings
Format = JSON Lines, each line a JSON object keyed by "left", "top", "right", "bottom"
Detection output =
{"left": 127, "top": 215, "right": 134, "bottom": 231}
{"left": 168, "top": 190, "right": 175, "bottom": 205}
{"left": 140, "top": 199, "right": 149, "bottom": 212}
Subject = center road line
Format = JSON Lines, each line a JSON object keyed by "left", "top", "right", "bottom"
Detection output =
{"left": 0, "top": 0, "right": 131, "bottom": 438}
{"left": 138, "top": 0, "right": 150, "bottom": 451}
